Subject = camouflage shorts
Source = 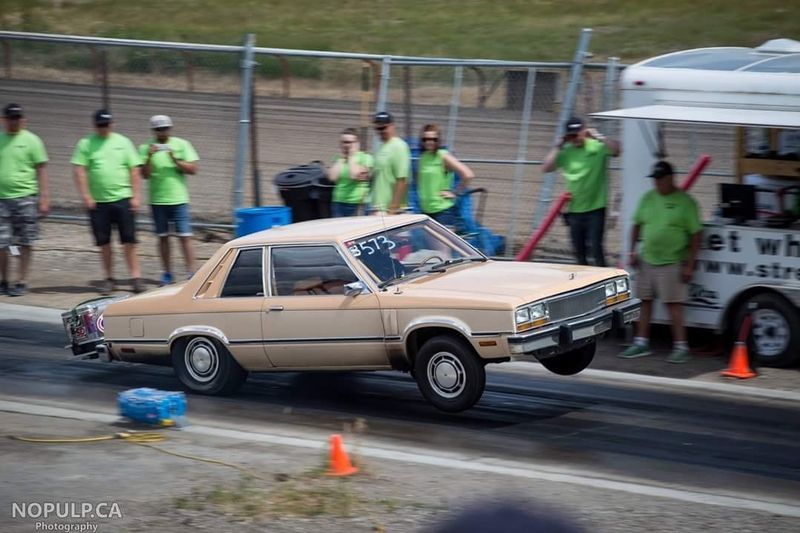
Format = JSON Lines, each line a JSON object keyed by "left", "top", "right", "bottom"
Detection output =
{"left": 0, "top": 195, "right": 39, "bottom": 248}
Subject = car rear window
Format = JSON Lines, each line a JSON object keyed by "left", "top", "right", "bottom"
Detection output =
{"left": 220, "top": 248, "right": 265, "bottom": 297}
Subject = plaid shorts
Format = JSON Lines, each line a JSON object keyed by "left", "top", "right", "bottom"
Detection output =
{"left": 0, "top": 195, "right": 39, "bottom": 248}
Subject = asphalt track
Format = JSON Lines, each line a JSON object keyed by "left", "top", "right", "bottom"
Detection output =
{"left": 2, "top": 317, "right": 799, "bottom": 506}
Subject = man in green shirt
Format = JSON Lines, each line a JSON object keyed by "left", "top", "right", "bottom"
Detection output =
{"left": 543, "top": 116, "right": 620, "bottom": 267}
{"left": 71, "top": 109, "right": 144, "bottom": 295}
{"left": 371, "top": 111, "right": 411, "bottom": 215}
{"left": 140, "top": 115, "right": 199, "bottom": 285}
{"left": 328, "top": 127, "right": 373, "bottom": 217}
{"left": 0, "top": 103, "right": 50, "bottom": 297}
{"left": 619, "top": 161, "right": 704, "bottom": 364}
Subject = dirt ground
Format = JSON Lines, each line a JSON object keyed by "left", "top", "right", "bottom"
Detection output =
{"left": 2, "top": 410, "right": 799, "bottom": 533}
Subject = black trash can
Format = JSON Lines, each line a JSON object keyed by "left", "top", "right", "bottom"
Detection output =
{"left": 274, "top": 161, "right": 332, "bottom": 223}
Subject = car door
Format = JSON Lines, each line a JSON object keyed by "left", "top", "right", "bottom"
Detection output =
{"left": 262, "top": 243, "right": 389, "bottom": 369}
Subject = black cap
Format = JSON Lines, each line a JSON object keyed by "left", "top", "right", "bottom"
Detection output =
{"left": 565, "top": 116, "right": 583, "bottom": 134}
{"left": 94, "top": 109, "right": 113, "bottom": 126}
{"left": 373, "top": 111, "right": 393, "bottom": 124}
{"left": 648, "top": 160, "right": 674, "bottom": 179}
{"left": 3, "top": 103, "right": 23, "bottom": 119}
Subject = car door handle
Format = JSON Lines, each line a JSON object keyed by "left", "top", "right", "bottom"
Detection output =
{"left": 267, "top": 306, "right": 284, "bottom": 312}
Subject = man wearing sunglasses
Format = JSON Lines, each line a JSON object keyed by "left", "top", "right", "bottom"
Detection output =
{"left": 371, "top": 111, "right": 411, "bottom": 215}
{"left": 543, "top": 116, "right": 620, "bottom": 267}
{"left": 139, "top": 115, "right": 199, "bottom": 286}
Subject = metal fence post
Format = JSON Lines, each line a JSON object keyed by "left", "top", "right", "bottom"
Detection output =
{"left": 529, "top": 28, "right": 593, "bottom": 232}
{"left": 100, "top": 45, "right": 109, "bottom": 109}
{"left": 601, "top": 57, "right": 619, "bottom": 138}
{"left": 446, "top": 65, "right": 463, "bottom": 149}
{"left": 372, "top": 56, "right": 392, "bottom": 152}
{"left": 403, "top": 66, "right": 412, "bottom": 140}
{"left": 506, "top": 68, "right": 537, "bottom": 257}
{"left": 232, "top": 33, "right": 256, "bottom": 220}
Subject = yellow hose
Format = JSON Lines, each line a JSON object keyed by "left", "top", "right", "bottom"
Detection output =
{"left": 8, "top": 432, "right": 266, "bottom": 480}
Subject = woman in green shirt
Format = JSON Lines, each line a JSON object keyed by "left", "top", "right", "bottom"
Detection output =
{"left": 328, "top": 128, "right": 374, "bottom": 217}
{"left": 416, "top": 124, "right": 475, "bottom": 230}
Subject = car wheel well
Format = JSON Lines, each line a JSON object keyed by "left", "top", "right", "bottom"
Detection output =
{"left": 406, "top": 327, "right": 474, "bottom": 368}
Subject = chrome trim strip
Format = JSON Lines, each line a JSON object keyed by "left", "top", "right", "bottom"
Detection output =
{"left": 167, "top": 325, "right": 230, "bottom": 345}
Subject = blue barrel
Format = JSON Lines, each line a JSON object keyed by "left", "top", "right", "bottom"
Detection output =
{"left": 234, "top": 206, "right": 292, "bottom": 238}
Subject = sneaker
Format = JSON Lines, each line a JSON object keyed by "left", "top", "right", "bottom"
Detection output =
{"left": 0, "top": 280, "right": 8, "bottom": 295}
{"left": 8, "top": 282, "right": 27, "bottom": 297}
{"left": 132, "top": 278, "right": 145, "bottom": 294}
{"left": 666, "top": 348, "right": 691, "bottom": 364}
{"left": 160, "top": 272, "right": 173, "bottom": 286}
{"left": 618, "top": 344, "right": 652, "bottom": 358}
{"left": 101, "top": 278, "right": 117, "bottom": 296}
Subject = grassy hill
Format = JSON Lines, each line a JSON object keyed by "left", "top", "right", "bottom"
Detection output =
{"left": 3, "top": 0, "right": 799, "bottom": 64}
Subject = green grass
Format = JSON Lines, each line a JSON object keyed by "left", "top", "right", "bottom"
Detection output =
{"left": 3, "top": 0, "right": 798, "bottom": 64}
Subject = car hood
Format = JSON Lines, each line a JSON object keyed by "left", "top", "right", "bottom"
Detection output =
{"left": 393, "top": 260, "right": 624, "bottom": 308}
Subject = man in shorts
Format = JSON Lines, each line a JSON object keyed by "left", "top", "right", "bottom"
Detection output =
{"left": 71, "top": 109, "right": 144, "bottom": 295}
{"left": 371, "top": 111, "right": 411, "bottom": 215}
{"left": 618, "top": 161, "right": 703, "bottom": 363}
{"left": 0, "top": 103, "right": 50, "bottom": 297}
{"left": 139, "top": 115, "right": 199, "bottom": 285}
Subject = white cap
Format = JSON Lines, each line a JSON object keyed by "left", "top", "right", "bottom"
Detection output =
{"left": 150, "top": 115, "right": 173, "bottom": 129}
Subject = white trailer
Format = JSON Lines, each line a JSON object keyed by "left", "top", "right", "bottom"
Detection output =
{"left": 592, "top": 38, "right": 800, "bottom": 367}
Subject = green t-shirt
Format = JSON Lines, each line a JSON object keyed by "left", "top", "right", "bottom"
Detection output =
{"left": 372, "top": 137, "right": 411, "bottom": 212}
{"left": 331, "top": 151, "right": 374, "bottom": 204}
{"left": 71, "top": 132, "right": 142, "bottom": 203}
{"left": 0, "top": 130, "right": 49, "bottom": 199}
{"left": 417, "top": 149, "right": 455, "bottom": 214}
{"left": 556, "top": 137, "right": 611, "bottom": 213}
{"left": 633, "top": 189, "right": 703, "bottom": 266}
{"left": 139, "top": 136, "right": 199, "bottom": 205}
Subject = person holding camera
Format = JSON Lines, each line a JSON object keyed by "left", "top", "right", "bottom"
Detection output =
{"left": 328, "top": 127, "right": 373, "bottom": 217}
{"left": 139, "top": 115, "right": 199, "bottom": 286}
{"left": 542, "top": 116, "right": 620, "bottom": 267}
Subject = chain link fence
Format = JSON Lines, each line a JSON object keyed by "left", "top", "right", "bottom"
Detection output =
{"left": 0, "top": 31, "right": 736, "bottom": 262}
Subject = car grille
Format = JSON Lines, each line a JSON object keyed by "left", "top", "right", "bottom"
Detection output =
{"left": 547, "top": 285, "right": 607, "bottom": 322}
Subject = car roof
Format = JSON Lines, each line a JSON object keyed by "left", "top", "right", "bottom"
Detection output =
{"left": 227, "top": 214, "right": 430, "bottom": 246}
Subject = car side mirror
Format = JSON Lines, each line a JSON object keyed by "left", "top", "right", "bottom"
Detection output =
{"left": 343, "top": 281, "right": 366, "bottom": 297}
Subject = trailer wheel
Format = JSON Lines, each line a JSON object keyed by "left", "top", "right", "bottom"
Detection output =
{"left": 731, "top": 292, "right": 800, "bottom": 368}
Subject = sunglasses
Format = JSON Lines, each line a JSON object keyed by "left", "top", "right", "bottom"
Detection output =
{"left": 154, "top": 127, "right": 170, "bottom": 132}
{"left": 374, "top": 125, "right": 388, "bottom": 131}
{"left": 422, "top": 137, "right": 438, "bottom": 142}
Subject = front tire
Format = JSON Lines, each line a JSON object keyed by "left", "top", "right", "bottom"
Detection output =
{"left": 731, "top": 292, "right": 800, "bottom": 368}
{"left": 171, "top": 336, "right": 249, "bottom": 395}
{"left": 414, "top": 335, "right": 486, "bottom": 413}
{"left": 539, "top": 342, "right": 596, "bottom": 375}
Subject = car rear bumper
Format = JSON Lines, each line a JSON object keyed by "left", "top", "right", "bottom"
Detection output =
{"left": 506, "top": 298, "right": 641, "bottom": 357}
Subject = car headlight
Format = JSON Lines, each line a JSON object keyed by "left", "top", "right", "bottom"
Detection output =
{"left": 605, "top": 276, "right": 631, "bottom": 305}
{"left": 514, "top": 302, "right": 549, "bottom": 332}
{"left": 605, "top": 282, "right": 616, "bottom": 298}
{"left": 615, "top": 277, "right": 629, "bottom": 294}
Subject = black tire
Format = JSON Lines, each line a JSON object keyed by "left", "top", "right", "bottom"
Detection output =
{"left": 539, "top": 342, "right": 596, "bottom": 376}
{"left": 171, "top": 336, "right": 249, "bottom": 395}
{"left": 731, "top": 292, "right": 800, "bottom": 368}
{"left": 414, "top": 335, "right": 486, "bottom": 413}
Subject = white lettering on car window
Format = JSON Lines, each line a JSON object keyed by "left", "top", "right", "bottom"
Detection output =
{"left": 347, "top": 236, "right": 396, "bottom": 257}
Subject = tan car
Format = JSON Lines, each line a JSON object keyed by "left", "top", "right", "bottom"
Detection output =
{"left": 63, "top": 214, "right": 641, "bottom": 413}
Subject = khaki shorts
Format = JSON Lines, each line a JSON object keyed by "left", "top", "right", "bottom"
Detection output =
{"left": 635, "top": 261, "right": 687, "bottom": 303}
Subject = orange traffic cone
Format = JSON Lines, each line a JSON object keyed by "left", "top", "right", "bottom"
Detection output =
{"left": 326, "top": 434, "right": 358, "bottom": 477}
{"left": 721, "top": 341, "right": 757, "bottom": 379}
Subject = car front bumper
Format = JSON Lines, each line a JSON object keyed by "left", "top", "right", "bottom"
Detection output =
{"left": 506, "top": 298, "right": 641, "bottom": 358}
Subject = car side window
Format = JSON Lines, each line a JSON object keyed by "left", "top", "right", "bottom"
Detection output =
{"left": 220, "top": 248, "right": 265, "bottom": 298}
{"left": 272, "top": 245, "right": 359, "bottom": 296}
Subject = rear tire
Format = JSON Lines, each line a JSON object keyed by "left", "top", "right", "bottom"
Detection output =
{"left": 171, "top": 336, "right": 248, "bottom": 395}
{"left": 414, "top": 335, "right": 486, "bottom": 413}
{"left": 731, "top": 293, "right": 800, "bottom": 368}
{"left": 539, "top": 342, "right": 596, "bottom": 376}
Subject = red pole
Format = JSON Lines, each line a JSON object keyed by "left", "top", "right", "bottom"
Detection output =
{"left": 679, "top": 154, "right": 712, "bottom": 191}
{"left": 515, "top": 192, "right": 572, "bottom": 262}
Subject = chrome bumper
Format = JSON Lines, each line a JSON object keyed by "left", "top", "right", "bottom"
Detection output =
{"left": 507, "top": 298, "right": 641, "bottom": 357}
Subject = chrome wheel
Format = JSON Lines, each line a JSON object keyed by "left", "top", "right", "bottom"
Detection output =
{"left": 427, "top": 351, "right": 466, "bottom": 399}
{"left": 751, "top": 309, "right": 790, "bottom": 358}
{"left": 184, "top": 337, "right": 220, "bottom": 383}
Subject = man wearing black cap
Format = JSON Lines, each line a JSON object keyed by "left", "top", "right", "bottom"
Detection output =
{"left": 543, "top": 116, "right": 620, "bottom": 267}
{"left": 71, "top": 109, "right": 144, "bottom": 295}
{"left": 0, "top": 103, "right": 50, "bottom": 296}
{"left": 619, "top": 160, "right": 703, "bottom": 364}
{"left": 371, "top": 111, "right": 411, "bottom": 214}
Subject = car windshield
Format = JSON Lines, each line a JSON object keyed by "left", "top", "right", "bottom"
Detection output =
{"left": 343, "top": 219, "right": 486, "bottom": 287}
